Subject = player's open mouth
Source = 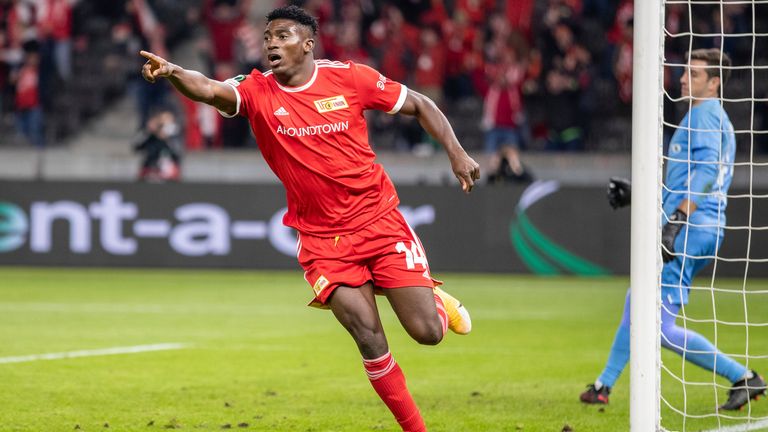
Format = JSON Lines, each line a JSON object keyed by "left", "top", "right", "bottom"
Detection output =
{"left": 268, "top": 54, "right": 282, "bottom": 67}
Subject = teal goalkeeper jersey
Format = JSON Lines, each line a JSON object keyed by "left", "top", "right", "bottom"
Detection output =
{"left": 663, "top": 99, "right": 736, "bottom": 234}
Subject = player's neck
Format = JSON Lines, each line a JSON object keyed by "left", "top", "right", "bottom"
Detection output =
{"left": 691, "top": 96, "right": 716, "bottom": 107}
{"left": 691, "top": 89, "right": 720, "bottom": 107}
{"left": 273, "top": 58, "right": 316, "bottom": 88}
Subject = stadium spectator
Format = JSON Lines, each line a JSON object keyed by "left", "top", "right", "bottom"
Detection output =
{"left": 416, "top": 0, "right": 449, "bottom": 31}
{"left": 443, "top": 9, "right": 481, "bottom": 104}
{"left": 203, "top": 0, "right": 247, "bottom": 66}
{"left": 609, "top": 2, "right": 633, "bottom": 104}
{"left": 541, "top": 0, "right": 580, "bottom": 32}
{"left": 412, "top": 27, "right": 444, "bottom": 106}
{"left": 582, "top": 0, "right": 614, "bottom": 27}
{"left": 126, "top": 0, "right": 171, "bottom": 128}
{"left": 134, "top": 107, "right": 182, "bottom": 181}
{"left": 1, "top": 0, "right": 36, "bottom": 115}
{"left": 480, "top": 36, "right": 532, "bottom": 183}
{"left": 38, "top": 0, "right": 78, "bottom": 82}
{"left": 454, "top": 0, "right": 495, "bottom": 27}
{"left": 12, "top": 47, "right": 44, "bottom": 147}
{"left": 542, "top": 22, "right": 591, "bottom": 151}
{"left": 139, "top": 6, "right": 478, "bottom": 431}
{"left": 233, "top": 16, "right": 264, "bottom": 72}
{"left": 367, "top": 5, "right": 424, "bottom": 151}
{"left": 368, "top": 5, "right": 415, "bottom": 85}
{"left": 215, "top": 61, "right": 252, "bottom": 147}
{"left": 581, "top": 49, "right": 767, "bottom": 411}
{"left": 325, "top": 17, "right": 370, "bottom": 65}
{"left": 501, "top": 0, "right": 535, "bottom": 40}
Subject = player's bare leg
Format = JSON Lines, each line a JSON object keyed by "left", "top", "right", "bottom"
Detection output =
{"left": 329, "top": 283, "right": 388, "bottom": 358}
{"left": 384, "top": 286, "right": 444, "bottom": 344}
{"left": 329, "top": 283, "right": 426, "bottom": 432}
{"left": 385, "top": 285, "right": 472, "bottom": 339}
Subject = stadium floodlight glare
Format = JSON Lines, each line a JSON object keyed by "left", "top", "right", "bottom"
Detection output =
{"left": 635, "top": 0, "right": 768, "bottom": 430}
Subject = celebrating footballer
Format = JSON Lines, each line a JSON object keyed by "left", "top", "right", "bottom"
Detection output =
{"left": 140, "top": 5, "right": 479, "bottom": 432}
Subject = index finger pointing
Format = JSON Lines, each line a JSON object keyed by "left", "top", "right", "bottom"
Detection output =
{"left": 139, "top": 50, "right": 161, "bottom": 62}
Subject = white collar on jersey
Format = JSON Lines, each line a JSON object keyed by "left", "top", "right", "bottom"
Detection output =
{"left": 271, "top": 63, "right": 318, "bottom": 93}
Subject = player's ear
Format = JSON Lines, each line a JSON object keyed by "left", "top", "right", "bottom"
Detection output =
{"left": 706, "top": 74, "right": 719, "bottom": 94}
{"left": 710, "top": 76, "right": 721, "bottom": 93}
{"left": 304, "top": 37, "right": 314, "bottom": 53}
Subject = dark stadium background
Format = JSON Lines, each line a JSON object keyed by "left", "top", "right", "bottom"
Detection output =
{"left": 1, "top": 0, "right": 768, "bottom": 274}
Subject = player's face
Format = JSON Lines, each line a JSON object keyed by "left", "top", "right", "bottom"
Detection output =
{"left": 680, "top": 59, "right": 719, "bottom": 102}
{"left": 263, "top": 19, "right": 313, "bottom": 74}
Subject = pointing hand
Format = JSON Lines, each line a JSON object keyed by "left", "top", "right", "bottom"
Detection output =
{"left": 140, "top": 50, "right": 174, "bottom": 83}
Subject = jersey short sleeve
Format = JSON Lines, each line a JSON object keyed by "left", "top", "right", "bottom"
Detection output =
{"left": 220, "top": 70, "right": 265, "bottom": 118}
{"left": 352, "top": 62, "right": 408, "bottom": 114}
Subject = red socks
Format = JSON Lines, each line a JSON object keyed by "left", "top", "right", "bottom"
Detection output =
{"left": 434, "top": 293, "right": 448, "bottom": 336}
{"left": 359, "top": 295, "right": 446, "bottom": 431}
{"left": 363, "top": 352, "right": 426, "bottom": 432}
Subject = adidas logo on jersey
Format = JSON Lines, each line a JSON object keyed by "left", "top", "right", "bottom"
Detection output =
{"left": 274, "top": 106, "right": 289, "bottom": 116}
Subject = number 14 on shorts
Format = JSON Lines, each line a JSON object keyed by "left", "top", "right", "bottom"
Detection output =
{"left": 395, "top": 241, "right": 427, "bottom": 270}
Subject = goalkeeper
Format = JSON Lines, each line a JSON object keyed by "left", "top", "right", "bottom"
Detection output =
{"left": 580, "top": 49, "right": 766, "bottom": 411}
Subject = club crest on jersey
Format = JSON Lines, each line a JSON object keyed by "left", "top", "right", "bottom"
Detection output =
{"left": 314, "top": 95, "right": 349, "bottom": 113}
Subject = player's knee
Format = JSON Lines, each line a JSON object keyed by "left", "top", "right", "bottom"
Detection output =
{"left": 660, "top": 325, "right": 684, "bottom": 351}
{"left": 413, "top": 322, "right": 444, "bottom": 346}
{"left": 417, "top": 330, "right": 443, "bottom": 346}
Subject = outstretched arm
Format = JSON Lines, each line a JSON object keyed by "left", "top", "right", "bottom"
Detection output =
{"left": 398, "top": 89, "right": 480, "bottom": 193}
{"left": 140, "top": 50, "right": 238, "bottom": 116}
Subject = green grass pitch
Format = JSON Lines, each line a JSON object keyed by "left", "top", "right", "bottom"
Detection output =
{"left": 1, "top": 268, "right": 766, "bottom": 431}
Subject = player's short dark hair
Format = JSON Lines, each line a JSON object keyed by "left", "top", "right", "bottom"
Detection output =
{"left": 688, "top": 48, "right": 732, "bottom": 87}
{"left": 266, "top": 5, "right": 318, "bottom": 36}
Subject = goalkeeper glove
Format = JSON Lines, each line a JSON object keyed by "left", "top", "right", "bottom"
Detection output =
{"left": 661, "top": 209, "right": 687, "bottom": 263}
{"left": 607, "top": 177, "right": 631, "bottom": 209}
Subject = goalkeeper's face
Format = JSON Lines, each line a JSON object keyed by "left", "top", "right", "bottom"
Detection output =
{"left": 680, "top": 59, "right": 720, "bottom": 103}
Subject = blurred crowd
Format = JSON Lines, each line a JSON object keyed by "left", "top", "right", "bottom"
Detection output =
{"left": 1, "top": 0, "right": 767, "bottom": 175}
{"left": 0, "top": 0, "right": 200, "bottom": 149}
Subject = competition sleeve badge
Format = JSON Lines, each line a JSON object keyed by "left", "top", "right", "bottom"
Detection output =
{"left": 314, "top": 95, "right": 349, "bottom": 113}
{"left": 227, "top": 74, "right": 246, "bottom": 87}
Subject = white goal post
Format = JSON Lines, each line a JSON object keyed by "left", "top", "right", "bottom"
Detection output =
{"left": 630, "top": 0, "right": 664, "bottom": 431}
{"left": 633, "top": 1, "right": 768, "bottom": 431}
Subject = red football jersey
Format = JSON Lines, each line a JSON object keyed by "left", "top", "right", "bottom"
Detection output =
{"left": 222, "top": 60, "right": 408, "bottom": 236}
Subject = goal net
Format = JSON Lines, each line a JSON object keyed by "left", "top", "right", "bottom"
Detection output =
{"left": 633, "top": 0, "right": 768, "bottom": 431}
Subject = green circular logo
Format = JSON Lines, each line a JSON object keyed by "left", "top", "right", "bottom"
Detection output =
{"left": 0, "top": 202, "right": 28, "bottom": 252}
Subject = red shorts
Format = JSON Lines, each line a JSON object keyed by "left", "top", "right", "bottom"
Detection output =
{"left": 297, "top": 209, "right": 440, "bottom": 308}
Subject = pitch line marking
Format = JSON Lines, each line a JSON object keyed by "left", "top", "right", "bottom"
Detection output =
{"left": 0, "top": 343, "right": 189, "bottom": 364}
{"left": 700, "top": 419, "right": 768, "bottom": 432}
